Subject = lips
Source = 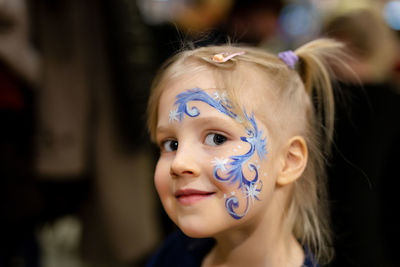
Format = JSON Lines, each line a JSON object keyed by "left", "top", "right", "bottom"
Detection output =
{"left": 175, "top": 189, "right": 215, "bottom": 205}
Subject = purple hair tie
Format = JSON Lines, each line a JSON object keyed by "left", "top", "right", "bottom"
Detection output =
{"left": 278, "top": 50, "right": 298, "bottom": 69}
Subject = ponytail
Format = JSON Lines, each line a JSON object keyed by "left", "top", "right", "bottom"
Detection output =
{"left": 294, "top": 38, "right": 349, "bottom": 154}
{"left": 284, "top": 38, "right": 351, "bottom": 264}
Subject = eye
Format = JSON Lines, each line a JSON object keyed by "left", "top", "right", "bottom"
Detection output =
{"left": 205, "top": 133, "right": 227, "bottom": 146}
{"left": 162, "top": 140, "right": 178, "bottom": 152}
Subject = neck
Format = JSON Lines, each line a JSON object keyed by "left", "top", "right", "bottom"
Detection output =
{"left": 203, "top": 191, "right": 304, "bottom": 267}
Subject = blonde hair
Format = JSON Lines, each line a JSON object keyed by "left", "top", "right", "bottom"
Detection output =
{"left": 147, "top": 38, "right": 348, "bottom": 264}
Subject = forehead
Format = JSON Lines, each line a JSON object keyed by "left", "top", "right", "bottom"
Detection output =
{"left": 158, "top": 64, "right": 271, "bottom": 106}
{"left": 158, "top": 70, "right": 219, "bottom": 110}
{"left": 155, "top": 64, "right": 282, "bottom": 136}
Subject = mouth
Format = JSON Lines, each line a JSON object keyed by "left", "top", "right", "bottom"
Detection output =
{"left": 175, "top": 189, "right": 216, "bottom": 205}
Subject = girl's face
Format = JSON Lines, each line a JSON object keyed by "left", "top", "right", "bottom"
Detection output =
{"left": 154, "top": 71, "right": 282, "bottom": 238}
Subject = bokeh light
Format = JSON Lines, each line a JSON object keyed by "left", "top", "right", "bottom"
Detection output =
{"left": 384, "top": 1, "right": 400, "bottom": 30}
{"left": 278, "top": 3, "right": 321, "bottom": 41}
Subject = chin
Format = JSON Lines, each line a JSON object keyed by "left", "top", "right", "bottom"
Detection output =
{"left": 180, "top": 226, "right": 214, "bottom": 239}
{"left": 176, "top": 217, "right": 220, "bottom": 239}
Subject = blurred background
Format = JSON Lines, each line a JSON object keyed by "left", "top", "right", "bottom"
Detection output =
{"left": 0, "top": 0, "right": 399, "bottom": 266}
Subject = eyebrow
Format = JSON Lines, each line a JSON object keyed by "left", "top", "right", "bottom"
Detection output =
{"left": 192, "top": 115, "right": 241, "bottom": 130}
{"left": 155, "top": 126, "right": 172, "bottom": 137}
{"left": 156, "top": 115, "right": 241, "bottom": 135}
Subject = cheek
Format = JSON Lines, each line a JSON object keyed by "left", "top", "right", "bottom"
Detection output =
{"left": 154, "top": 160, "right": 170, "bottom": 199}
{"left": 210, "top": 140, "right": 273, "bottom": 220}
{"left": 154, "top": 160, "right": 179, "bottom": 224}
{"left": 209, "top": 144, "right": 260, "bottom": 206}
{"left": 209, "top": 145, "right": 245, "bottom": 193}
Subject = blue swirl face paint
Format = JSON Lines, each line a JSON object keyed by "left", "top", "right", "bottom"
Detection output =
{"left": 217, "top": 111, "right": 267, "bottom": 219}
{"left": 170, "top": 88, "right": 268, "bottom": 220}
{"left": 171, "top": 88, "right": 237, "bottom": 121}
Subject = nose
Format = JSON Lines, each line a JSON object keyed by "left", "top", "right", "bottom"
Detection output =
{"left": 170, "top": 146, "right": 200, "bottom": 178}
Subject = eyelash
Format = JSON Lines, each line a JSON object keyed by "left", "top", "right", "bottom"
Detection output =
{"left": 159, "top": 132, "right": 228, "bottom": 152}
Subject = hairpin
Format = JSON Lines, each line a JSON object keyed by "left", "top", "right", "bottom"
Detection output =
{"left": 212, "top": 51, "right": 245, "bottom": 63}
{"left": 278, "top": 50, "right": 298, "bottom": 69}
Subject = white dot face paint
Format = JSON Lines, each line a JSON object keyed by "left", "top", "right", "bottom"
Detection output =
{"left": 168, "top": 108, "right": 180, "bottom": 123}
{"left": 211, "top": 157, "right": 229, "bottom": 173}
{"left": 154, "top": 72, "right": 279, "bottom": 238}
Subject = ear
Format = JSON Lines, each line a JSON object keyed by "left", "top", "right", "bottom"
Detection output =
{"left": 276, "top": 136, "right": 308, "bottom": 186}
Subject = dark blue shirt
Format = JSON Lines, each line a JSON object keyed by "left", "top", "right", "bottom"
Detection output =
{"left": 147, "top": 231, "right": 319, "bottom": 267}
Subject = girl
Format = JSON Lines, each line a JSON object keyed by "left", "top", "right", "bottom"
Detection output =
{"left": 147, "top": 39, "right": 347, "bottom": 267}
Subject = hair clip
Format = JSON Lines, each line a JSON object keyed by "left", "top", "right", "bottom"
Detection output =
{"left": 278, "top": 50, "right": 298, "bottom": 69}
{"left": 212, "top": 51, "right": 245, "bottom": 63}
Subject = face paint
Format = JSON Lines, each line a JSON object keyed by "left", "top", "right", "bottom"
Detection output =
{"left": 211, "top": 157, "right": 229, "bottom": 172}
{"left": 216, "top": 111, "right": 267, "bottom": 219}
{"left": 171, "top": 88, "right": 268, "bottom": 220}
{"left": 169, "top": 108, "right": 180, "bottom": 123}
{"left": 170, "top": 88, "right": 237, "bottom": 122}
